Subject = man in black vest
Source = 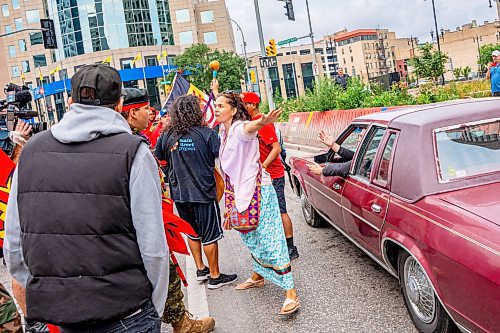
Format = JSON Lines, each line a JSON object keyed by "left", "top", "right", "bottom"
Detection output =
{"left": 4, "top": 64, "right": 169, "bottom": 332}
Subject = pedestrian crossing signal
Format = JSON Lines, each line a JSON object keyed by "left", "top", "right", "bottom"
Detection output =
{"left": 265, "top": 39, "right": 277, "bottom": 57}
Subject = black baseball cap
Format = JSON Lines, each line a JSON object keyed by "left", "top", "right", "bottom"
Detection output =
{"left": 122, "top": 88, "right": 150, "bottom": 106}
{"left": 71, "top": 64, "right": 122, "bottom": 106}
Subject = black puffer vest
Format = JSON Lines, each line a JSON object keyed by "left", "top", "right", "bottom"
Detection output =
{"left": 17, "top": 130, "right": 152, "bottom": 325}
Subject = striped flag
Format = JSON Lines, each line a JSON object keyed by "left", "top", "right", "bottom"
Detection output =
{"left": 161, "top": 74, "right": 218, "bottom": 128}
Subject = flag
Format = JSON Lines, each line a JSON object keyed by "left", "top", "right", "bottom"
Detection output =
{"left": 102, "top": 56, "right": 112, "bottom": 64}
{"left": 49, "top": 66, "right": 61, "bottom": 75}
{"left": 20, "top": 71, "right": 25, "bottom": 81}
{"left": 38, "top": 68, "right": 43, "bottom": 82}
{"left": 0, "top": 151, "right": 15, "bottom": 249}
{"left": 157, "top": 50, "right": 167, "bottom": 62}
{"left": 131, "top": 53, "right": 142, "bottom": 66}
{"left": 161, "top": 74, "right": 218, "bottom": 128}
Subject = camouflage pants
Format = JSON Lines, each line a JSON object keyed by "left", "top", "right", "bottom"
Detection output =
{"left": 0, "top": 283, "right": 22, "bottom": 333}
{"left": 161, "top": 259, "right": 185, "bottom": 324}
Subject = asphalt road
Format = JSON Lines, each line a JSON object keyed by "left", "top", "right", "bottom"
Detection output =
{"left": 0, "top": 148, "right": 418, "bottom": 333}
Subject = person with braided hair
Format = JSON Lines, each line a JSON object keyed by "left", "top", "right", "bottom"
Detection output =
{"left": 155, "top": 95, "right": 237, "bottom": 290}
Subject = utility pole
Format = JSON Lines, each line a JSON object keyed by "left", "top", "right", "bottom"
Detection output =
{"left": 254, "top": 0, "right": 275, "bottom": 110}
{"left": 429, "top": 0, "right": 445, "bottom": 85}
{"left": 305, "top": 0, "right": 320, "bottom": 84}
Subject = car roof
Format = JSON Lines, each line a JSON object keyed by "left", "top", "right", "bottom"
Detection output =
{"left": 354, "top": 98, "right": 500, "bottom": 202}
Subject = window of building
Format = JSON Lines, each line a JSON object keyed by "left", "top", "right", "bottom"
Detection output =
{"left": 88, "top": 2, "right": 109, "bottom": 52}
{"left": 26, "top": 9, "right": 40, "bottom": 24}
{"left": 200, "top": 10, "right": 214, "bottom": 24}
{"left": 146, "top": 56, "right": 157, "bottom": 67}
{"left": 57, "top": 0, "right": 85, "bottom": 57}
{"left": 123, "top": 0, "right": 154, "bottom": 47}
{"left": 179, "top": 31, "right": 193, "bottom": 45}
{"left": 29, "top": 32, "right": 43, "bottom": 45}
{"left": 156, "top": 0, "right": 174, "bottom": 46}
{"left": 204, "top": 31, "right": 217, "bottom": 44}
{"left": 18, "top": 39, "right": 26, "bottom": 52}
{"left": 2, "top": 4, "right": 9, "bottom": 17}
{"left": 12, "top": 0, "right": 20, "bottom": 9}
{"left": 301, "top": 62, "right": 315, "bottom": 91}
{"left": 5, "top": 25, "right": 12, "bottom": 33}
{"left": 14, "top": 18, "right": 23, "bottom": 30}
{"left": 176, "top": 9, "right": 190, "bottom": 23}
{"left": 22, "top": 60, "right": 30, "bottom": 73}
{"left": 8, "top": 45, "right": 16, "bottom": 57}
{"left": 300, "top": 49, "right": 311, "bottom": 55}
{"left": 33, "top": 54, "right": 47, "bottom": 67}
{"left": 120, "top": 58, "right": 134, "bottom": 69}
{"left": 11, "top": 66, "right": 20, "bottom": 78}
{"left": 282, "top": 63, "right": 297, "bottom": 99}
{"left": 269, "top": 66, "right": 281, "bottom": 97}
{"left": 351, "top": 56, "right": 353, "bottom": 62}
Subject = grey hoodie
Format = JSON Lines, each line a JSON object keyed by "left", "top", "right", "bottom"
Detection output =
{"left": 4, "top": 103, "right": 169, "bottom": 316}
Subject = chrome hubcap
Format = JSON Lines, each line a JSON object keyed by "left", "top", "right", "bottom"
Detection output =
{"left": 404, "top": 256, "right": 436, "bottom": 324}
{"left": 301, "top": 194, "right": 312, "bottom": 221}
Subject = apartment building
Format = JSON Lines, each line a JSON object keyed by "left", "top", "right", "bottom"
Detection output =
{"left": 0, "top": 0, "right": 235, "bottom": 122}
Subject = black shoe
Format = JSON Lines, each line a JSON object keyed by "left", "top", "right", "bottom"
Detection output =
{"left": 208, "top": 273, "right": 238, "bottom": 289}
{"left": 25, "top": 322, "right": 49, "bottom": 333}
{"left": 288, "top": 246, "right": 299, "bottom": 261}
{"left": 196, "top": 266, "right": 210, "bottom": 281}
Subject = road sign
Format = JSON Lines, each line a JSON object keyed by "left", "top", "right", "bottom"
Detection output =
{"left": 312, "top": 62, "right": 319, "bottom": 76}
{"left": 277, "top": 37, "right": 298, "bottom": 46}
{"left": 260, "top": 56, "right": 278, "bottom": 68}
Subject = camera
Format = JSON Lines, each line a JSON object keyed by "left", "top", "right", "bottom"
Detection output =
{"left": 0, "top": 83, "right": 46, "bottom": 155}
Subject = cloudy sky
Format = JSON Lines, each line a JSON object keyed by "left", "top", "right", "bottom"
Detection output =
{"left": 225, "top": 0, "right": 499, "bottom": 54}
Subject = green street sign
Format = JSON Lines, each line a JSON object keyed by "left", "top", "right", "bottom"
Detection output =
{"left": 277, "top": 37, "right": 298, "bottom": 46}
{"left": 160, "top": 80, "right": 171, "bottom": 85}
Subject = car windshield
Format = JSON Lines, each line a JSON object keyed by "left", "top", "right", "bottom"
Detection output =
{"left": 435, "top": 118, "right": 500, "bottom": 181}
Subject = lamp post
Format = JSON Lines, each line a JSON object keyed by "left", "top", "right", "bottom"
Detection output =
{"left": 425, "top": 0, "right": 445, "bottom": 85}
{"left": 226, "top": 18, "right": 252, "bottom": 91}
{"left": 473, "top": 35, "right": 483, "bottom": 74}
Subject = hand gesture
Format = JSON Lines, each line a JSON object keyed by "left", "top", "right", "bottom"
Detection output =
{"left": 319, "top": 130, "right": 335, "bottom": 148}
{"left": 259, "top": 108, "right": 283, "bottom": 126}
{"left": 15, "top": 120, "right": 33, "bottom": 137}
{"left": 307, "top": 162, "right": 324, "bottom": 175}
{"left": 210, "top": 78, "right": 219, "bottom": 95}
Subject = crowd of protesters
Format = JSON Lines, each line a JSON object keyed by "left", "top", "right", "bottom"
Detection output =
{"left": 1, "top": 62, "right": 299, "bottom": 332}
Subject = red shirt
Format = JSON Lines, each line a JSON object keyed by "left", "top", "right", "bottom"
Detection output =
{"left": 253, "top": 114, "right": 284, "bottom": 179}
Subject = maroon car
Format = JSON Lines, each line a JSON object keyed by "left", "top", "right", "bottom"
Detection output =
{"left": 290, "top": 99, "right": 500, "bottom": 333}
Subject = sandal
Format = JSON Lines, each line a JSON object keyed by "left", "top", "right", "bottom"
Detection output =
{"left": 235, "top": 278, "right": 265, "bottom": 290}
{"left": 279, "top": 298, "right": 300, "bottom": 315}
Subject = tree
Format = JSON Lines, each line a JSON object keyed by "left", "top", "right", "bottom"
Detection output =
{"left": 171, "top": 43, "right": 246, "bottom": 92}
{"left": 453, "top": 67, "right": 462, "bottom": 80}
{"left": 461, "top": 66, "right": 471, "bottom": 79}
{"left": 409, "top": 43, "right": 448, "bottom": 83}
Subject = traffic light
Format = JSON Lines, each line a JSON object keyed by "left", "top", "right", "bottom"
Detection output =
{"left": 40, "top": 19, "right": 58, "bottom": 49}
{"left": 265, "top": 39, "right": 277, "bottom": 57}
{"left": 284, "top": 0, "right": 295, "bottom": 21}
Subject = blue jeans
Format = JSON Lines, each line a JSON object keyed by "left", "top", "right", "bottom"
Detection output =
{"left": 60, "top": 301, "right": 161, "bottom": 333}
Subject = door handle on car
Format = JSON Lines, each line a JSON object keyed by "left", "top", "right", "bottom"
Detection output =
{"left": 371, "top": 204, "right": 382, "bottom": 214}
{"left": 333, "top": 183, "right": 342, "bottom": 191}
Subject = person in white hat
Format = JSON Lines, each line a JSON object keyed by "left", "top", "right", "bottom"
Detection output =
{"left": 486, "top": 50, "right": 500, "bottom": 96}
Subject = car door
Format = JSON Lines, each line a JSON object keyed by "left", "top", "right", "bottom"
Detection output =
{"left": 341, "top": 126, "right": 398, "bottom": 256}
{"left": 307, "top": 124, "right": 368, "bottom": 229}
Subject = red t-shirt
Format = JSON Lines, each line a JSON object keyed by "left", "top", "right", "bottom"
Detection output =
{"left": 253, "top": 114, "right": 284, "bottom": 179}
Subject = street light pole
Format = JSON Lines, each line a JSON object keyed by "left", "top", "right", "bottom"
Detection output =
{"left": 305, "top": 0, "right": 320, "bottom": 84}
{"left": 254, "top": 0, "right": 275, "bottom": 110}
{"left": 227, "top": 18, "right": 251, "bottom": 92}
{"left": 428, "top": 0, "right": 445, "bottom": 85}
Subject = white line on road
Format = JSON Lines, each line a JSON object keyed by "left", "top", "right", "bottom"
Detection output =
{"left": 185, "top": 246, "right": 210, "bottom": 318}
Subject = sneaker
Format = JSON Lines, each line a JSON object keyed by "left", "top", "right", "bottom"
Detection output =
{"left": 196, "top": 267, "right": 210, "bottom": 281}
{"left": 288, "top": 246, "right": 299, "bottom": 261}
{"left": 172, "top": 312, "right": 215, "bottom": 333}
{"left": 207, "top": 273, "right": 238, "bottom": 289}
{"left": 25, "top": 322, "right": 50, "bottom": 333}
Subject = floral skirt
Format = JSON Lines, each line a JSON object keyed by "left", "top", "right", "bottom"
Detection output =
{"left": 240, "top": 185, "right": 294, "bottom": 290}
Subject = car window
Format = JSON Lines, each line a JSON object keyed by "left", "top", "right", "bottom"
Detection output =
{"left": 375, "top": 133, "right": 397, "bottom": 185}
{"left": 435, "top": 118, "right": 500, "bottom": 181}
{"left": 340, "top": 125, "right": 367, "bottom": 152}
{"left": 354, "top": 127, "right": 386, "bottom": 180}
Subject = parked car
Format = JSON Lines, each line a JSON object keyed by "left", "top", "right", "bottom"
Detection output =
{"left": 290, "top": 98, "right": 500, "bottom": 333}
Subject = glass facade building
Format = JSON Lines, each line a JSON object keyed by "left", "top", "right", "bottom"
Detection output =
{"left": 46, "top": 0, "right": 174, "bottom": 60}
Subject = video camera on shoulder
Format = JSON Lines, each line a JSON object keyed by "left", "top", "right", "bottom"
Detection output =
{"left": 0, "top": 83, "right": 47, "bottom": 133}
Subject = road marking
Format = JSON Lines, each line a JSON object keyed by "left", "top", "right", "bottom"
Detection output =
{"left": 185, "top": 246, "right": 210, "bottom": 318}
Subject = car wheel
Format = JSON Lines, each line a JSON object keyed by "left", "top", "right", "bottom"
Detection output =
{"left": 300, "top": 193, "right": 325, "bottom": 228}
{"left": 398, "top": 251, "right": 457, "bottom": 333}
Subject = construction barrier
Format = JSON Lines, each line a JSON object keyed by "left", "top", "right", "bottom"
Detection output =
{"left": 276, "top": 106, "right": 402, "bottom": 149}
